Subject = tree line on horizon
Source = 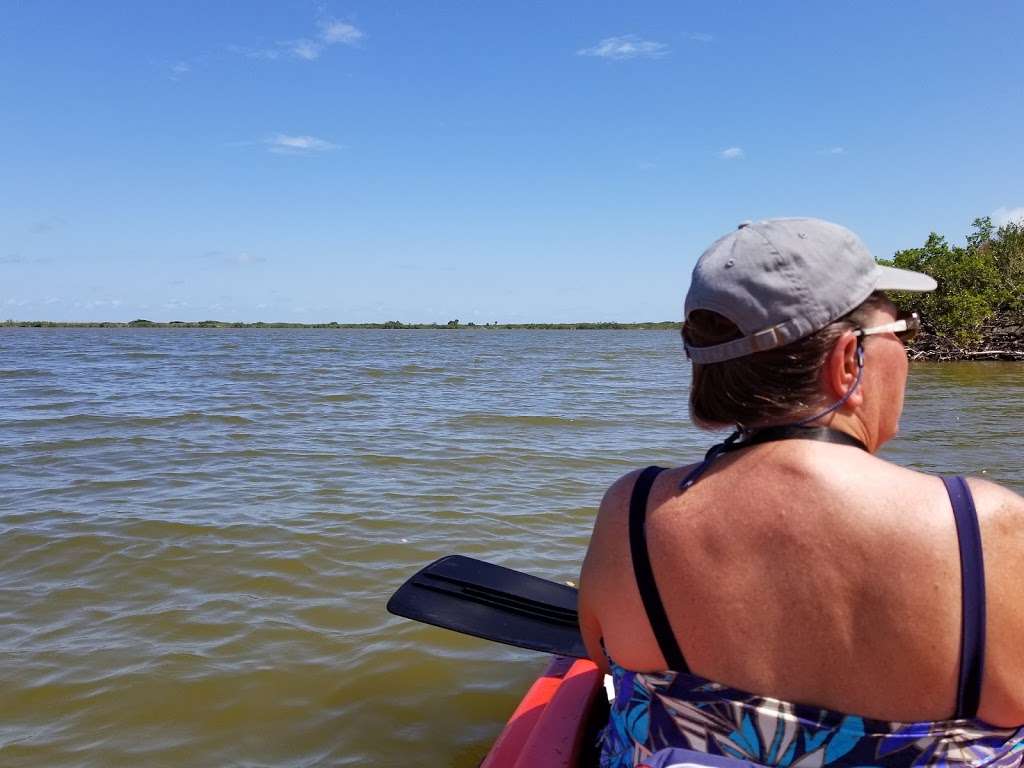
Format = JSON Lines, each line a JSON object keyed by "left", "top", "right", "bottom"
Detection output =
{"left": 6, "top": 217, "right": 1022, "bottom": 342}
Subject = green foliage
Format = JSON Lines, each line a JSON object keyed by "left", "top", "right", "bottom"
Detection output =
{"left": 992, "top": 221, "right": 1024, "bottom": 311}
{"left": 883, "top": 217, "right": 1024, "bottom": 343}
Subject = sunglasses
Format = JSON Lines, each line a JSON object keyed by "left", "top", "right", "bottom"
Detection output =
{"left": 852, "top": 310, "right": 921, "bottom": 345}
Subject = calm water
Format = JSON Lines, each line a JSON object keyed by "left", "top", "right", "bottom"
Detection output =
{"left": 1, "top": 329, "right": 1021, "bottom": 767}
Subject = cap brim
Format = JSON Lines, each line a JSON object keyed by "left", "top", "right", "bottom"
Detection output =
{"left": 874, "top": 264, "right": 937, "bottom": 292}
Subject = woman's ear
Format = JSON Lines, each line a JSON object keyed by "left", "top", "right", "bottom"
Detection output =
{"left": 824, "top": 331, "right": 864, "bottom": 410}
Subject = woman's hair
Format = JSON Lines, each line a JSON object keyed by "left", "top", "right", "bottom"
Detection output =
{"left": 682, "top": 292, "right": 887, "bottom": 429}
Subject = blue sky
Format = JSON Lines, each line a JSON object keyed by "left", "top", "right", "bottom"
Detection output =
{"left": 2, "top": 1, "right": 1023, "bottom": 323}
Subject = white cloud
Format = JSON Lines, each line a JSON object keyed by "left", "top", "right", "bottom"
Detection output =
{"left": 230, "top": 19, "right": 364, "bottom": 63}
{"left": 992, "top": 206, "right": 1024, "bottom": 227}
{"left": 577, "top": 35, "right": 669, "bottom": 60}
{"left": 817, "top": 146, "right": 845, "bottom": 155}
{"left": 289, "top": 39, "right": 323, "bottom": 60}
{"left": 168, "top": 61, "right": 192, "bottom": 82}
{"left": 688, "top": 32, "right": 714, "bottom": 43}
{"left": 320, "top": 20, "right": 363, "bottom": 45}
{"left": 719, "top": 147, "right": 745, "bottom": 160}
{"left": 265, "top": 134, "right": 337, "bottom": 154}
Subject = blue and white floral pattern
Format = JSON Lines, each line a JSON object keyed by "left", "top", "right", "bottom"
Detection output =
{"left": 601, "top": 663, "right": 1024, "bottom": 768}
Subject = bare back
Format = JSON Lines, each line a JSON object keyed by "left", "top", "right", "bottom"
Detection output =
{"left": 579, "top": 440, "right": 1024, "bottom": 726}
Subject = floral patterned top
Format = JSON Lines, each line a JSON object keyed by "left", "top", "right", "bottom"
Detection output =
{"left": 601, "top": 661, "right": 1024, "bottom": 768}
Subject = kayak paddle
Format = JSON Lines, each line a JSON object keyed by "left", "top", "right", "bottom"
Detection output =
{"left": 386, "top": 555, "right": 588, "bottom": 658}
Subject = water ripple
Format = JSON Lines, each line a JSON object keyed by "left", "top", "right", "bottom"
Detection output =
{"left": 0, "top": 329, "right": 1020, "bottom": 767}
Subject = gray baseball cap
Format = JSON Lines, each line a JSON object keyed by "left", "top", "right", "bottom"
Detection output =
{"left": 684, "top": 218, "right": 937, "bottom": 364}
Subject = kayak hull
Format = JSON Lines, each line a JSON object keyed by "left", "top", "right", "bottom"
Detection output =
{"left": 481, "top": 655, "right": 606, "bottom": 768}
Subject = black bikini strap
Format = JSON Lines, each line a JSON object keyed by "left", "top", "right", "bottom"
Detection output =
{"left": 943, "top": 475, "right": 986, "bottom": 719}
{"left": 628, "top": 465, "right": 689, "bottom": 672}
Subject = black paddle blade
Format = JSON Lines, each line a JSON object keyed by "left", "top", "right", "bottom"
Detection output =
{"left": 386, "top": 555, "right": 587, "bottom": 658}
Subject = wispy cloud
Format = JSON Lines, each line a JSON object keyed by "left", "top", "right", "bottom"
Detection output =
{"left": 1, "top": 253, "right": 22, "bottom": 264}
{"left": 264, "top": 134, "right": 337, "bottom": 154}
{"left": 289, "top": 39, "right": 323, "bottom": 60}
{"left": 992, "top": 206, "right": 1024, "bottom": 227}
{"left": 170, "top": 61, "right": 191, "bottom": 80}
{"left": 719, "top": 147, "right": 745, "bottom": 160}
{"left": 320, "top": 20, "right": 363, "bottom": 45}
{"left": 234, "top": 18, "right": 365, "bottom": 63}
{"left": 688, "top": 32, "right": 714, "bottom": 43}
{"left": 818, "top": 146, "right": 845, "bottom": 155}
{"left": 172, "top": 17, "right": 363, "bottom": 80}
{"left": 577, "top": 35, "right": 669, "bottom": 60}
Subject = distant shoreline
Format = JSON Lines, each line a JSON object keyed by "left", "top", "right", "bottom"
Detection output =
{"left": 5, "top": 319, "right": 1021, "bottom": 360}
{"left": 1, "top": 320, "right": 682, "bottom": 331}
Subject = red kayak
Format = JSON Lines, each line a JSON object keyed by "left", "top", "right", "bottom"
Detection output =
{"left": 480, "top": 655, "right": 607, "bottom": 768}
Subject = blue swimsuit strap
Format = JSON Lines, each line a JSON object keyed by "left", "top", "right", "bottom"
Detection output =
{"left": 942, "top": 475, "right": 986, "bottom": 720}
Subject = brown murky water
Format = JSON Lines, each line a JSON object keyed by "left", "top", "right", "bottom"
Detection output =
{"left": 1, "top": 329, "right": 1021, "bottom": 766}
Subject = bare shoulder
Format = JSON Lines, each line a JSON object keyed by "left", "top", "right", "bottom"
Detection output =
{"left": 578, "top": 468, "right": 648, "bottom": 667}
{"left": 585, "top": 463, "right": 702, "bottom": 548}
{"left": 966, "top": 475, "right": 1024, "bottom": 515}
{"left": 581, "top": 468, "right": 645, "bottom": 577}
{"left": 860, "top": 461, "right": 1024, "bottom": 528}
{"left": 599, "top": 467, "right": 647, "bottom": 518}
{"left": 579, "top": 464, "right": 699, "bottom": 669}
{"left": 966, "top": 476, "right": 1024, "bottom": 566}
{"left": 581, "top": 465, "right": 679, "bottom": 590}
